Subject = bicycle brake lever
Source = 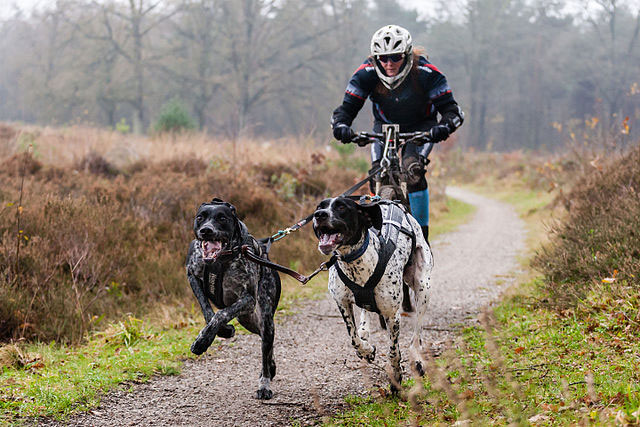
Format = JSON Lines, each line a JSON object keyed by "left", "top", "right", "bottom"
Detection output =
{"left": 353, "top": 135, "right": 373, "bottom": 147}
{"left": 407, "top": 134, "right": 431, "bottom": 146}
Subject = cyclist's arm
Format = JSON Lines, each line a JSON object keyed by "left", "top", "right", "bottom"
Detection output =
{"left": 331, "top": 60, "right": 376, "bottom": 129}
{"left": 420, "top": 61, "right": 465, "bottom": 133}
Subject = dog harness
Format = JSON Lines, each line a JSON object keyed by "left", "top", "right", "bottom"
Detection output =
{"left": 203, "top": 238, "right": 263, "bottom": 309}
{"left": 333, "top": 201, "right": 416, "bottom": 313}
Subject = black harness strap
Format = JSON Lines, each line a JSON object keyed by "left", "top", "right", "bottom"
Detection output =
{"left": 202, "top": 243, "right": 247, "bottom": 309}
{"left": 335, "top": 237, "right": 395, "bottom": 313}
{"left": 203, "top": 262, "right": 227, "bottom": 309}
{"left": 333, "top": 202, "right": 416, "bottom": 313}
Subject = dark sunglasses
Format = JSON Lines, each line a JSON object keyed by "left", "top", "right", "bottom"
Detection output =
{"left": 377, "top": 53, "right": 404, "bottom": 63}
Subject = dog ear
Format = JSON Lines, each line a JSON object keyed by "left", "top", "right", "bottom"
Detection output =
{"left": 357, "top": 203, "right": 383, "bottom": 230}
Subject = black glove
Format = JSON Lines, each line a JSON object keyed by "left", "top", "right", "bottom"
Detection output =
{"left": 333, "top": 124, "right": 354, "bottom": 144}
{"left": 429, "top": 124, "right": 451, "bottom": 142}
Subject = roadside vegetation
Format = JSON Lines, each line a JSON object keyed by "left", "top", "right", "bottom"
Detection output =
{"left": 331, "top": 138, "right": 640, "bottom": 425}
{"left": 0, "top": 123, "right": 471, "bottom": 422}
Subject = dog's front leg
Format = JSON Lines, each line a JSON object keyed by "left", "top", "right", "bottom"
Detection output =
{"left": 188, "top": 273, "right": 214, "bottom": 323}
{"left": 190, "top": 294, "right": 254, "bottom": 355}
{"left": 336, "top": 303, "right": 376, "bottom": 363}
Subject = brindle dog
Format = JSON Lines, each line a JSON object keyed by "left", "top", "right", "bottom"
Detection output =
{"left": 186, "top": 198, "right": 281, "bottom": 399}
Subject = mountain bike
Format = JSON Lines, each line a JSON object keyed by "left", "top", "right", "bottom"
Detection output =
{"left": 351, "top": 124, "right": 433, "bottom": 209}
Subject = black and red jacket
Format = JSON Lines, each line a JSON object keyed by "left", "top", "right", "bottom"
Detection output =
{"left": 332, "top": 55, "right": 464, "bottom": 133}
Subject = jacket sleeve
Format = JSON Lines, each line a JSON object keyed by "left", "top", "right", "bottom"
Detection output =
{"left": 422, "top": 62, "right": 465, "bottom": 132}
{"left": 331, "top": 61, "right": 374, "bottom": 129}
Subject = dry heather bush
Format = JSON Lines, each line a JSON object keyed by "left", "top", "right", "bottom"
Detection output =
{"left": 0, "top": 131, "right": 368, "bottom": 342}
{"left": 74, "top": 151, "right": 118, "bottom": 176}
{"left": 532, "top": 142, "right": 640, "bottom": 307}
{"left": 1, "top": 152, "right": 43, "bottom": 176}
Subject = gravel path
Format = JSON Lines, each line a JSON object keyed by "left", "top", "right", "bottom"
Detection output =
{"left": 50, "top": 187, "right": 526, "bottom": 426}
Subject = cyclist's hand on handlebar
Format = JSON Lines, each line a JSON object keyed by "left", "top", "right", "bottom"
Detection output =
{"left": 333, "top": 124, "right": 355, "bottom": 144}
{"left": 429, "top": 124, "right": 450, "bottom": 143}
{"left": 407, "top": 132, "right": 431, "bottom": 146}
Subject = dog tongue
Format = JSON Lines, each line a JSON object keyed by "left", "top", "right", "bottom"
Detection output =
{"left": 319, "top": 233, "right": 341, "bottom": 252}
{"left": 203, "top": 241, "right": 223, "bottom": 258}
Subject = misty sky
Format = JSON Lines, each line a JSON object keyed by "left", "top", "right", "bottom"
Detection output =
{"left": 1, "top": 0, "right": 436, "bottom": 20}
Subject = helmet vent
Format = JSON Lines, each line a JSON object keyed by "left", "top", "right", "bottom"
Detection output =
{"left": 384, "top": 36, "right": 391, "bottom": 45}
{"left": 393, "top": 40, "right": 401, "bottom": 49}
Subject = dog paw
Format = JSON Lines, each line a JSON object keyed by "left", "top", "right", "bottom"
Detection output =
{"left": 190, "top": 334, "right": 214, "bottom": 355}
{"left": 390, "top": 383, "right": 401, "bottom": 395}
{"left": 255, "top": 388, "right": 273, "bottom": 400}
{"left": 190, "top": 339, "right": 207, "bottom": 355}
{"left": 357, "top": 344, "right": 376, "bottom": 363}
{"left": 217, "top": 324, "right": 235, "bottom": 339}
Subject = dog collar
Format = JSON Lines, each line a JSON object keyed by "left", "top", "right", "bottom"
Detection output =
{"left": 337, "top": 231, "right": 370, "bottom": 263}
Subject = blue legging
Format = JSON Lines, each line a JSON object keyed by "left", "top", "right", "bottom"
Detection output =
{"left": 408, "top": 188, "right": 429, "bottom": 226}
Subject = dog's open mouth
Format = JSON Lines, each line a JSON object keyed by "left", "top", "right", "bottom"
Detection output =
{"left": 201, "top": 240, "right": 227, "bottom": 260}
{"left": 317, "top": 231, "right": 343, "bottom": 255}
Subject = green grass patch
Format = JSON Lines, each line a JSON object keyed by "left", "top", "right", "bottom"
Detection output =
{"left": 430, "top": 196, "right": 476, "bottom": 238}
{"left": 0, "top": 312, "right": 201, "bottom": 423}
{"left": 443, "top": 279, "right": 640, "bottom": 425}
{"left": 328, "top": 279, "right": 640, "bottom": 425}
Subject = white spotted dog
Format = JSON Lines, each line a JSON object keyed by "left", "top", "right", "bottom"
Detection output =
{"left": 312, "top": 196, "right": 433, "bottom": 392}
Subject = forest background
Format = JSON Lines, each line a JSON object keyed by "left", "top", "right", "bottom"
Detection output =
{"left": 1, "top": 0, "right": 639, "bottom": 150}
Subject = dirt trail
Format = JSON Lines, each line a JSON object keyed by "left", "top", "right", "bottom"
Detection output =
{"left": 50, "top": 187, "right": 526, "bottom": 426}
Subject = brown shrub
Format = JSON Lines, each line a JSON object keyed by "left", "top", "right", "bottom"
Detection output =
{"left": 0, "top": 152, "right": 43, "bottom": 176}
{"left": 532, "top": 142, "right": 640, "bottom": 307}
{"left": 74, "top": 151, "right": 118, "bottom": 176}
{"left": 0, "top": 145, "right": 361, "bottom": 343}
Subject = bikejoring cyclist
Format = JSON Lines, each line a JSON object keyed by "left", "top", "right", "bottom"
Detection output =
{"left": 331, "top": 25, "right": 464, "bottom": 242}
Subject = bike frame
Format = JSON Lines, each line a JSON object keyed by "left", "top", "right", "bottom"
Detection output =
{"left": 376, "top": 124, "right": 408, "bottom": 203}
{"left": 354, "top": 125, "right": 433, "bottom": 209}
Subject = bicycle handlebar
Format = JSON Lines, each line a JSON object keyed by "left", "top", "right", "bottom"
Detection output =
{"left": 351, "top": 130, "right": 433, "bottom": 146}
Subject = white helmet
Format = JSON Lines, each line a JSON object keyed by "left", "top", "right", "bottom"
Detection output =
{"left": 370, "top": 25, "right": 414, "bottom": 90}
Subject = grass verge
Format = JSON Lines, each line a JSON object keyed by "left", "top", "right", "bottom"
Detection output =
{"left": 429, "top": 195, "right": 477, "bottom": 238}
{"left": 1, "top": 310, "right": 200, "bottom": 423}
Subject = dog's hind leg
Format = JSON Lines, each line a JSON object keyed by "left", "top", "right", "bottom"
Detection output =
{"left": 256, "top": 312, "right": 276, "bottom": 400}
{"left": 384, "top": 312, "right": 403, "bottom": 394}
{"left": 404, "top": 247, "right": 432, "bottom": 376}
{"left": 255, "top": 282, "right": 277, "bottom": 400}
{"left": 191, "top": 294, "right": 254, "bottom": 355}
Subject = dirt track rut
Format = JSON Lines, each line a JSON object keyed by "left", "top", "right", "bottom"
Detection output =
{"left": 51, "top": 186, "right": 526, "bottom": 426}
